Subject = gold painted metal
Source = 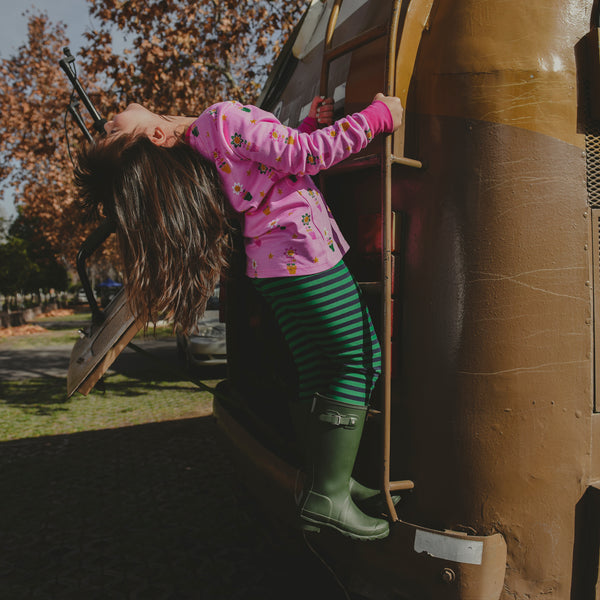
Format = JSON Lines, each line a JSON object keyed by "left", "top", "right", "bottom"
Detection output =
{"left": 320, "top": 0, "right": 343, "bottom": 95}
{"left": 324, "top": 0, "right": 342, "bottom": 48}
{"left": 392, "top": 0, "right": 436, "bottom": 159}
{"left": 381, "top": 0, "right": 402, "bottom": 523}
{"left": 381, "top": 0, "right": 432, "bottom": 523}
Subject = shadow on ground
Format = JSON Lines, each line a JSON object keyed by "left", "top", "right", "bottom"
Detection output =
{"left": 0, "top": 417, "right": 347, "bottom": 599}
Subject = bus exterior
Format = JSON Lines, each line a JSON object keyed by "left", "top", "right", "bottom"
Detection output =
{"left": 213, "top": 1, "right": 600, "bottom": 599}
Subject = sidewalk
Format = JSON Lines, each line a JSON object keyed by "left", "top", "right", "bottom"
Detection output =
{"left": 0, "top": 337, "right": 181, "bottom": 381}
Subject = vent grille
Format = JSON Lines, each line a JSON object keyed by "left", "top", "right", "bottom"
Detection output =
{"left": 586, "top": 129, "right": 600, "bottom": 207}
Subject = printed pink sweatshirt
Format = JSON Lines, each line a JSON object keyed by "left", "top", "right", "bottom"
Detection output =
{"left": 186, "top": 100, "right": 393, "bottom": 278}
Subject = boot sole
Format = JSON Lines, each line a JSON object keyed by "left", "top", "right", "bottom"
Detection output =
{"left": 300, "top": 516, "right": 389, "bottom": 541}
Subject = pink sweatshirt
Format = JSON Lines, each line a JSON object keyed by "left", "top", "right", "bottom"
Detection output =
{"left": 186, "top": 100, "right": 393, "bottom": 278}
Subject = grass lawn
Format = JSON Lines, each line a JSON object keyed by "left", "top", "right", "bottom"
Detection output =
{"left": 0, "top": 310, "right": 220, "bottom": 442}
{"left": 0, "top": 373, "right": 218, "bottom": 442}
{"left": 0, "top": 310, "right": 175, "bottom": 348}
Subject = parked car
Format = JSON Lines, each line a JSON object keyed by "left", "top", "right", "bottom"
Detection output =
{"left": 76, "top": 288, "right": 93, "bottom": 304}
{"left": 176, "top": 286, "right": 226, "bottom": 368}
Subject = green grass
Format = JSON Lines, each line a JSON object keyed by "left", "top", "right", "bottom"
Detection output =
{"left": 0, "top": 372, "right": 218, "bottom": 442}
{"left": 0, "top": 312, "right": 175, "bottom": 349}
{"left": 0, "top": 312, "right": 221, "bottom": 442}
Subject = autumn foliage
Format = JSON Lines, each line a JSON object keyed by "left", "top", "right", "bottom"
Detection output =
{"left": 0, "top": 0, "right": 305, "bottom": 273}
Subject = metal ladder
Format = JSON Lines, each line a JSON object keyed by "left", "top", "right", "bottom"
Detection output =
{"left": 319, "top": 0, "right": 435, "bottom": 521}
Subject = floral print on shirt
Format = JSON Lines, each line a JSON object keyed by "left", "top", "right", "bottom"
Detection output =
{"left": 186, "top": 100, "right": 385, "bottom": 278}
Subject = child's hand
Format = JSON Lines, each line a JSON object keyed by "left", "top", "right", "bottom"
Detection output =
{"left": 373, "top": 93, "right": 403, "bottom": 131}
{"left": 308, "top": 96, "right": 334, "bottom": 126}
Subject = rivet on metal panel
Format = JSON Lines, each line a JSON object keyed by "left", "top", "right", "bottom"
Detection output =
{"left": 441, "top": 568, "right": 456, "bottom": 584}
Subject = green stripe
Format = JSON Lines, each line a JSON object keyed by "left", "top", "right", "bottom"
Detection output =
{"left": 252, "top": 261, "right": 381, "bottom": 406}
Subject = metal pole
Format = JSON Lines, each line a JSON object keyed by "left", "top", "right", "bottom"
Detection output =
{"left": 381, "top": 0, "right": 403, "bottom": 523}
{"left": 320, "top": 0, "right": 344, "bottom": 95}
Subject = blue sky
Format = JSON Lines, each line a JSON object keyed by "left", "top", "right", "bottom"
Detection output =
{"left": 0, "top": 1, "right": 91, "bottom": 58}
{"left": 1, "top": 1, "right": 92, "bottom": 221}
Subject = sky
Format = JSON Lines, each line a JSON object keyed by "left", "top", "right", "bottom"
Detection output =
{"left": 0, "top": 1, "right": 93, "bottom": 221}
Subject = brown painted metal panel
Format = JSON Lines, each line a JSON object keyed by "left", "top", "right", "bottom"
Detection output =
{"left": 220, "top": 0, "right": 600, "bottom": 597}
{"left": 390, "top": 1, "right": 593, "bottom": 597}
{"left": 412, "top": 1, "right": 588, "bottom": 148}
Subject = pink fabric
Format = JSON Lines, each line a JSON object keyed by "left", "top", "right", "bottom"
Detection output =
{"left": 186, "top": 101, "right": 383, "bottom": 278}
{"left": 297, "top": 116, "right": 318, "bottom": 134}
{"left": 361, "top": 100, "right": 394, "bottom": 134}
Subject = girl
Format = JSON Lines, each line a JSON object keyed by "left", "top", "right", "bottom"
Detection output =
{"left": 75, "top": 93, "right": 403, "bottom": 541}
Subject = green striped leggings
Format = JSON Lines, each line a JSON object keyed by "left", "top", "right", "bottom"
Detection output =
{"left": 252, "top": 261, "right": 381, "bottom": 406}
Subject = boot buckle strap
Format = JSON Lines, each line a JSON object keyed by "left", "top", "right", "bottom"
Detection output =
{"left": 319, "top": 412, "right": 358, "bottom": 428}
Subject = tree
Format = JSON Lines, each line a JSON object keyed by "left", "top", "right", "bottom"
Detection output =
{"left": 0, "top": 15, "right": 89, "bottom": 267}
{"left": 81, "top": 0, "right": 306, "bottom": 115}
{"left": 0, "top": 1, "right": 306, "bottom": 273}
{"left": 8, "top": 213, "right": 69, "bottom": 292}
{"left": 0, "top": 237, "right": 39, "bottom": 295}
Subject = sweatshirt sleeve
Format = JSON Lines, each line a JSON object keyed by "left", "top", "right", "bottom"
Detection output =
{"left": 297, "top": 116, "right": 318, "bottom": 134}
{"left": 209, "top": 101, "right": 382, "bottom": 176}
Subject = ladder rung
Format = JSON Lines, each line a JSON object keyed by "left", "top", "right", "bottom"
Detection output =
{"left": 326, "top": 153, "right": 380, "bottom": 174}
{"left": 389, "top": 479, "right": 415, "bottom": 491}
{"left": 324, "top": 23, "right": 388, "bottom": 63}
{"left": 391, "top": 154, "right": 423, "bottom": 169}
{"left": 324, "top": 153, "right": 423, "bottom": 176}
{"left": 358, "top": 281, "right": 382, "bottom": 294}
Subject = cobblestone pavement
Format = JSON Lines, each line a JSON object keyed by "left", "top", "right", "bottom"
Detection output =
{"left": 0, "top": 416, "right": 348, "bottom": 599}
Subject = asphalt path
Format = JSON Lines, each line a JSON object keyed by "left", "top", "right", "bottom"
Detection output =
{"left": 0, "top": 336, "right": 184, "bottom": 382}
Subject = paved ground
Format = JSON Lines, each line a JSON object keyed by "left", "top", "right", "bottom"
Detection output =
{"left": 0, "top": 335, "right": 350, "bottom": 599}
{"left": 0, "top": 343, "right": 74, "bottom": 380}
{"left": 0, "top": 337, "right": 183, "bottom": 381}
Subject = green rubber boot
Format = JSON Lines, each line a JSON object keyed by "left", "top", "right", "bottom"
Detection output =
{"left": 296, "top": 394, "right": 389, "bottom": 540}
{"left": 349, "top": 478, "right": 401, "bottom": 516}
{"left": 289, "top": 401, "right": 400, "bottom": 517}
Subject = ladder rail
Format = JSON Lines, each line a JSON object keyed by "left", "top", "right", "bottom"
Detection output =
{"left": 320, "top": 0, "right": 343, "bottom": 95}
{"left": 318, "top": 0, "right": 434, "bottom": 523}
{"left": 381, "top": 0, "right": 404, "bottom": 523}
{"left": 382, "top": 0, "right": 436, "bottom": 520}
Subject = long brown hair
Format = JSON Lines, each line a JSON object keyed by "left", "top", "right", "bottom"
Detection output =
{"left": 74, "top": 134, "right": 232, "bottom": 333}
